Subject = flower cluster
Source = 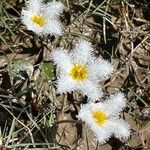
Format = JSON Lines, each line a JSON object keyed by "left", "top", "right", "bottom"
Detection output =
{"left": 52, "top": 39, "right": 113, "bottom": 101}
{"left": 20, "top": 0, "right": 130, "bottom": 145}
{"left": 51, "top": 39, "right": 130, "bottom": 142}
{"left": 21, "top": 0, "right": 64, "bottom": 36}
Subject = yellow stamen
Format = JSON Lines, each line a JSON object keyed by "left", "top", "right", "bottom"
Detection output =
{"left": 92, "top": 111, "right": 107, "bottom": 126}
{"left": 69, "top": 64, "right": 88, "bottom": 81}
{"left": 31, "top": 15, "right": 45, "bottom": 27}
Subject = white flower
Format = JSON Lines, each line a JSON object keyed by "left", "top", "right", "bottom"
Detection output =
{"left": 21, "top": 0, "right": 64, "bottom": 36}
{"left": 52, "top": 39, "right": 113, "bottom": 101}
{"left": 77, "top": 92, "right": 130, "bottom": 143}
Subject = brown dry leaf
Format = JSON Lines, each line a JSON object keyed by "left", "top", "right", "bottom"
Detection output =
{"left": 125, "top": 112, "right": 150, "bottom": 148}
{"left": 124, "top": 113, "right": 141, "bottom": 148}
{"left": 105, "top": 67, "right": 129, "bottom": 93}
{"left": 56, "top": 112, "right": 80, "bottom": 149}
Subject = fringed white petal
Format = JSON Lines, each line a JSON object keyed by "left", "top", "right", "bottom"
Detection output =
{"left": 45, "top": 0, "right": 64, "bottom": 18}
{"left": 72, "top": 39, "right": 94, "bottom": 64}
{"left": 91, "top": 123, "right": 113, "bottom": 143}
{"left": 79, "top": 80, "right": 103, "bottom": 101}
{"left": 88, "top": 58, "right": 113, "bottom": 81}
{"left": 108, "top": 118, "right": 130, "bottom": 140}
{"left": 56, "top": 74, "right": 77, "bottom": 93}
{"left": 26, "top": 0, "right": 43, "bottom": 12}
{"left": 77, "top": 103, "right": 94, "bottom": 125}
{"left": 104, "top": 92, "right": 127, "bottom": 116}
{"left": 51, "top": 48, "right": 72, "bottom": 72}
{"left": 44, "top": 19, "right": 63, "bottom": 36}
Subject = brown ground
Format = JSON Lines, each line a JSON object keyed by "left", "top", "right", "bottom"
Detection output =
{"left": 0, "top": 0, "right": 149, "bottom": 149}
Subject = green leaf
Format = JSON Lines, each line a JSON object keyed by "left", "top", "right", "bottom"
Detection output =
{"left": 41, "top": 62, "right": 54, "bottom": 82}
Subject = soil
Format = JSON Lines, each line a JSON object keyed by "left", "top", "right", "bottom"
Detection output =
{"left": 0, "top": 0, "right": 149, "bottom": 149}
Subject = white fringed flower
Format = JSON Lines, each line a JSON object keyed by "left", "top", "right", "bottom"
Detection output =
{"left": 77, "top": 92, "right": 130, "bottom": 143}
{"left": 52, "top": 39, "right": 113, "bottom": 101}
{"left": 21, "top": 0, "right": 64, "bottom": 36}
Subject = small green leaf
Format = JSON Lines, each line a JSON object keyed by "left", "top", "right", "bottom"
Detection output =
{"left": 41, "top": 62, "right": 54, "bottom": 82}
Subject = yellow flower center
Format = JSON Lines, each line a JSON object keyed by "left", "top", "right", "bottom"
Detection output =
{"left": 31, "top": 15, "right": 45, "bottom": 27}
{"left": 92, "top": 111, "right": 107, "bottom": 126}
{"left": 69, "top": 64, "right": 88, "bottom": 81}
